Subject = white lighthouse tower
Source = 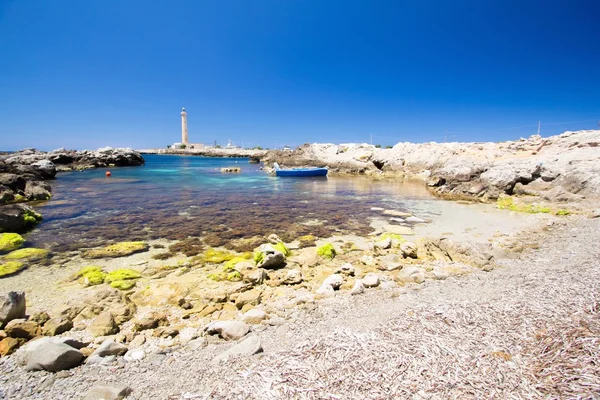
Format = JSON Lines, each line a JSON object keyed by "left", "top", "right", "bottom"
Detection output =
{"left": 181, "top": 107, "right": 189, "bottom": 145}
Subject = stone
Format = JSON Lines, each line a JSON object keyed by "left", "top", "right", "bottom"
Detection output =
{"left": 362, "top": 273, "right": 380, "bottom": 288}
{"left": 283, "top": 269, "right": 303, "bottom": 285}
{"left": 0, "top": 337, "right": 22, "bottom": 356}
{"left": 83, "top": 385, "right": 132, "bottom": 400}
{"left": 267, "top": 234, "right": 283, "bottom": 244}
{"left": 397, "top": 266, "right": 426, "bottom": 284}
{"left": 132, "top": 312, "right": 168, "bottom": 331}
{"left": 406, "top": 216, "right": 427, "bottom": 223}
{"left": 323, "top": 274, "right": 343, "bottom": 290}
{"left": 374, "top": 237, "right": 392, "bottom": 250}
{"left": 205, "top": 321, "right": 250, "bottom": 341}
{"left": 154, "top": 326, "right": 179, "bottom": 338}
{"left": 16, "top": 337, "right": 83, "bottom": 372}
{"left": 255, "top": 244, "right": 286, "bottom": 269}
{"left": 129, "top": 334, "right": 146, "bottom": 348}
{"left": 350, "top": 280, "right": 365, "bottom": 295}
{"left": 91, "top": 339, "right": 128, "bottom": 358}
{"left": 400, "top": 242, "right": 419, "bottom": 259}
{"left": 360, "top": 255, "right": 375, "bottom": 265}
{"left": 30, "top": 311, "right": 51, "bottom": 326}
{"left": 242, "top": 309, "right": 268, "bottom": 324}
{"left": 383, "top": 210, "right": 412, "bottom": 217}
{"left": 0, "top": 204, "right": 43, "bottom": 233}
{"left": 377, "top": 254, "right": 403, "bottom": 271}
{"left": 235, "top": 290, "right": 262, "bottom": 310}
{"left": 58, "top": 287, "right": 136, "bottom": 326}
{"left": 88, "top": 312, "right": 117, "bottom": 337}
{"left": 4, "top": 319, "right": 40, "bottom": 339}
{"left": 421, "top": 237, "right": 494, "bottom": 269}
{"left": 0, "top": 291, "right": 26, "bottom": 327}
{"left": 245, "top": 269, "right": 268, "bottom": 285}
{"left": 291, "top": 248, "right": 320, "bottom": 267}
{"left": 124, "top": 348, "right": 146, "bottom": 362}
{"left": 179, "top": 327, "right": 198, "bottom": 345}
{"left": 186, "top": 337, "right": 208, "bottom": 350}
{"left": 432, "top": 268, "right": 449, "bottom": 280}
{"left": 212, "top": 334, "right": 263, "bottom": 363}
{"left": 336, "top": 263, "right": 355, "bottom": 276}
{"left": 589, "top": 209, "right": 600, "bottom": 219}
{"left": 315, "top": 283, "right": 335, "bottom": 298}
{"left": 42, "top": 317, "right": 73, "bottom": 336}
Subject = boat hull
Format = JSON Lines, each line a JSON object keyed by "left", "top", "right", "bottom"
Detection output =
{"left": 275, "top": 168, "right": 328, "bottom": 177}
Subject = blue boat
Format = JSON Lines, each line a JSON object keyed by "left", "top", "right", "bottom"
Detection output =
{"left": 273, "top": 163, "right": 328, "bottom": 177}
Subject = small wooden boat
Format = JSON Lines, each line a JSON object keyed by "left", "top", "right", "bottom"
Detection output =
{"left": 273, "top": 163, "right": 328, "bottom": 177}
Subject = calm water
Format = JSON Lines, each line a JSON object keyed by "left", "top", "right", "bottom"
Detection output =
{"left": 27, "top": 155, "right": 441, "bottom": 252}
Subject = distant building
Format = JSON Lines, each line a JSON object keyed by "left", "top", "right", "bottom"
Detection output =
{"left": 181, "top": 108, "right": 188, "bottom": 145}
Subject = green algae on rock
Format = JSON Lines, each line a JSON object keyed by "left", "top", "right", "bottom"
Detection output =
{"left": 224, "top": 255, "right": 253, "bottom": 270}
{"left": 0, "top": 261, "right": 26, "bottom": 277}
{"left": 105, "top": 269, "right": 142, "bottom": 283}
{"left": 23, "top": 209, "right": 43, "bottom": 227}
{"left": 3, "top": 247, "right": 49, "bottom": 261}
{"left": 496, "top": 196, "right": 551, "bottom": 214}
{"left": 317, "top": 243, "right": 336, "bottom": 259}
{"left": 273, "top": 242, "right": 291, "bottom": 257}
{"left": 83, "top": 241, "right": 149, "bottom": 258}
{"left": 0, "top": 233, "right": 25, "bottom": 253}
{"left": 72, "top": 266, "right": 106, "bottom": 286}
{"left": 201, "top": 248, "right": 237, "bottom": 264}
{"left": 379, "top": 233, "right": 406, "bottom": 246}
{"left": 110, "top": 280, "right": 137, "bottom": 290}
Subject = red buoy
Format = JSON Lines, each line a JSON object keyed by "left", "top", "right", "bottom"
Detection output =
{"left": 105, "top": 171, "right": 112, "bottom": 177}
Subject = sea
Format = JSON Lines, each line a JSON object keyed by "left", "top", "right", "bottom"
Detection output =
{"left": 26, "top": 155, "right": 446, "bottom": 252}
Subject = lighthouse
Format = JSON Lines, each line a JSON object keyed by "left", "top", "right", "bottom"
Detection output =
{"left": 181, "top": 107, "right": 188, "bottom": 145}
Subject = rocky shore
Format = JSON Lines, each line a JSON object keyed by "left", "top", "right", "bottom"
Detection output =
{"left": 0, "top": 212, "right": 599, "bottom": 398}
{"left": 0, "top": 147, "right": 144, "bottom": 233}
{"left": 0, "top": 134, "right": 599, "bottom": 399}
{"left": 264, "top": 130, "right": 600, "bottom": 208}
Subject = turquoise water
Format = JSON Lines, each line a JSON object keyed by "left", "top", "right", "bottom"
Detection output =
{"left": 28, "top": 155, "right": 437, "bottom": 252}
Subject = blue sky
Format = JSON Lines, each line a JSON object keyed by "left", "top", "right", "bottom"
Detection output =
{"left": 1, "top": 0, "right": 599, "bottom": 150}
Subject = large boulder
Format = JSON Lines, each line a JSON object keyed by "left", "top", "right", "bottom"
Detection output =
{"left": 15, "top": 337, "right": 83, "bottom": 372}
{"left": 0, "top": 291, "right": 26, "bottom": 327}
{"left": 0, "top": 204, "right": 42, "bottom": 233}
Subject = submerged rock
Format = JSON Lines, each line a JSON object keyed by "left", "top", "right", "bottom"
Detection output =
{"left": 83, "top": 242, "right": 149, "bottom": 259}
{"left": 0, "top": 233, "right": 24, "bottom": 253}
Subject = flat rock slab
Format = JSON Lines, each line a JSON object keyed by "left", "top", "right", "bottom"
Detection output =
{"left": 213, "top": 334, "right": 263, "bottom": 363}
{"left": 83, "top": 385, "right": 132, "bottom": 400}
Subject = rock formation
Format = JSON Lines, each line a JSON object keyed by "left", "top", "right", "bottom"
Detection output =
{"left": 263, "top": 130, "right": 600, "bottom": 204}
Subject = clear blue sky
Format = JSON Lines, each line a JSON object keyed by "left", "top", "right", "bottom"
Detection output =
{"left": 1, "top": 0, "right": 599, "bottom": 150}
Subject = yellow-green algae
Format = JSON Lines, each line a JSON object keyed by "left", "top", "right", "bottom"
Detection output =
{"left": 0, "top": 261, "right": 25, "bottom": 277}
{"left": 379, "top": 233, "right": 406, "bottom": 245}
{"left": 0, "top": 233, "right": 25, "bottom": 253}
{"left": 23, "top": 209, "right": 43, "bottom": 227}
{"left": 253, "top": 250, "right": 265, "bottom": 265}
{"left": 208, "top": 270, "right": 242, "bottom": 282}
{"left": 317, "top": 243, "right": 336, "bottom": 259}
{"left": 84, "top": 241, "right": 149, "bottom": 259}
{"left": 110, "top": 280, "right": 137, "bottom": 290}
{"left": 3, "top": 248, "right": 49, "bottom": 261}
{"left": 223, "top": 254, "right": 252, "bottom": 270}
{"left": 72, "top": 266, "right": 106, "bottom": 285}
{"left": 202, "top": 248, "right": 237, "bottom": 263}
{"left": 496, "top": 197, "right": 551, "bottom": 214}
{"left": 273, "top": 242, "right": 291, "bottom": 257}
{"left": 104, "top": 269, "right": 141, "bottom": 283}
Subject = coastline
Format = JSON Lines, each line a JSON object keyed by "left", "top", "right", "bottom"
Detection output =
{"left": 1, "top": 133, "right": 599, "bottom": 398}
{"left": 137, "top": 148, "right": 267, "bottom": 159}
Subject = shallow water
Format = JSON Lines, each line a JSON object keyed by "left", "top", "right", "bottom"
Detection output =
{"left": 26, "top": 155, "right": 526, "bottom": 252}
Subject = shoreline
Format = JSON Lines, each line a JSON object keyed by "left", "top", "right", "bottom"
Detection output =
{"left": 1, "top": 213, "right": 598, "bottom": 398}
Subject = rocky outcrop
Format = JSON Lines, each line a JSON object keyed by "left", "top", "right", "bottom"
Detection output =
{"left": 0, "top": 204, "right": 43, "bottom": 233}
{"left": 0, "top": 147, "right": 144, "bottom": 232}
{"left": 263, "top": 130, "right": 600, "bottom": 204}
{"left": 15, "top": 337, "right": 84, "bottom": 372}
